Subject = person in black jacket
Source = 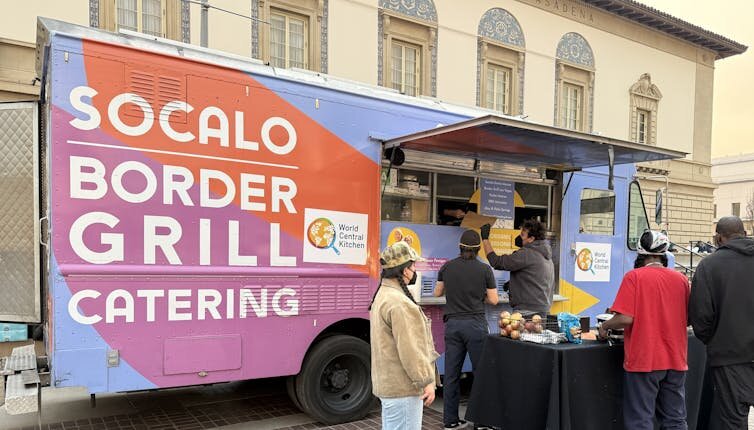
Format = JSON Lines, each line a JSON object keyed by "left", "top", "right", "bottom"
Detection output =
{"left": 480, "top": 219, "right": 554, "bottom": 316}
{"left": 689, "top": 216, "right": 754, "bottom": 429}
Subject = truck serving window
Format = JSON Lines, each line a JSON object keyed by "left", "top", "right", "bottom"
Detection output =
{"left": 627, "top": 181, "right": 650, "bottom": 250}
{"left": 381, "top": 168, "right": 430, "bottom": 223}
{"left": 579, "top": 189, "right": 615, "bottom": 235}
{"left": 437, "top": 173, "right": 476, "bottom": 226}
{"left": 515, "top": 183, "right": 549, "bottom": 226}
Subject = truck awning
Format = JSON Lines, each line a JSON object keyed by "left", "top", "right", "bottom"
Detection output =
{"left": 383, "top": 115, "right": 686, "bottom": 171}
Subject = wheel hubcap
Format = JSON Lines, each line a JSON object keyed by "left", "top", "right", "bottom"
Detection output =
{"left": 326, "top": 365, "right": 350, "bottom": 391}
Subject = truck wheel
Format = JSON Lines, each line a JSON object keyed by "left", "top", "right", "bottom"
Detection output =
{"left": 295, "top": 335, "right": 374, "bottom": 424}
{"left": 286, "top": 375, "right": 303, "bottom": 411}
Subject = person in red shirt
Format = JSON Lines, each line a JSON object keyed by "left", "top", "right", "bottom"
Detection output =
{"left": 599, "top": 230, "right": 690, "bottom": 430}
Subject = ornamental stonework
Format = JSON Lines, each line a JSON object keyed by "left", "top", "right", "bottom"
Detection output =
{"left": 478, "top": 8, "right": 525, "bottom": 48}
{"left": 556, "top": 32, "right": 594, "bottom": 68}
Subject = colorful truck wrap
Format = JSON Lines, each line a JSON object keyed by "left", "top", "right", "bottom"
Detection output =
{"left": 13, "top": 18, "right": 684, "bottom": 423}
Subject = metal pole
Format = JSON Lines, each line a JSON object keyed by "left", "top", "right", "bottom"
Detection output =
{"left": 637, "top": 174, "right": 669, "bottom": 232}
{"left": 659, "top": 175, "right": 669, "bottom": 233}
{"left": 200, "top": 0, "right": 209, "bottom": 48}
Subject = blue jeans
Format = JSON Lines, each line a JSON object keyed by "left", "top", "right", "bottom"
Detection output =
{"left": 624, "top": 370, "right": 688, "bottom": 430}
{"left": 380, "top": 395, "right": 423, "bottom": 430}
{"left": 444, "top": 316, "right": 488, "bottom": 426}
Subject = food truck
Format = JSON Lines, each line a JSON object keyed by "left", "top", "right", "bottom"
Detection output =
{"left": 0, "top": 17, "right": 683, "bottom": 423}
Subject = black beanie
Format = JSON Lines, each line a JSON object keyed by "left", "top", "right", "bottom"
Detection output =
{"left": 460, "top": 230, "right": 481, "bottom": 247}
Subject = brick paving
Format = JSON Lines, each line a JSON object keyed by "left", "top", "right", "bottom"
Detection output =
{"left": 7, "top": 391, "right": 447, "bottom": 430}
{"left": 7, "top": 380, "right": 751, "bottom": 429}
{"left": 277, "top": 408, "right": 444, "bottom": 430}
{"left": 9, "top": 393, "right": 301, "bottom": 430}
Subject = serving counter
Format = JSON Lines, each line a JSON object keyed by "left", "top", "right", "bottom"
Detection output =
{"left": 464, "top": 335, "right": 707, "bottom": 430}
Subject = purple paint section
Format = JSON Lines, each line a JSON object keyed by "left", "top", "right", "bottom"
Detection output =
{"left": 66, "top": 277, "right": 369, "bottom": 386}
{"left": 164, "top": 335, "right": 243, "bottom": 375}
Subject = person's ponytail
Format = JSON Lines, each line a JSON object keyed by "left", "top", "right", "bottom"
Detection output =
{"left": 396, "top": 271, "right": 417, "bottom": 305}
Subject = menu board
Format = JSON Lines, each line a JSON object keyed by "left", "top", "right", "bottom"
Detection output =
{"left": 480, "top": 178, "right": 514, "bottom": 228}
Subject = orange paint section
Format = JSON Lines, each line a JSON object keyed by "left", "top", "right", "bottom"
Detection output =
{"left": 80, "top": 40, "right": 378, "bottom": 273}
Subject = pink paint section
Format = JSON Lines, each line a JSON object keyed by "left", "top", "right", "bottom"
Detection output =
{"left": 65, "top": 275, "right": 370, "bottom": 387}
{"left": 164, "top": 335, "right": 242, "bottom": 375}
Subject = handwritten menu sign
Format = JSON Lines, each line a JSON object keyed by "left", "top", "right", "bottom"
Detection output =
{"left": 480, "top": 179, "right": 514, "bottom": 225}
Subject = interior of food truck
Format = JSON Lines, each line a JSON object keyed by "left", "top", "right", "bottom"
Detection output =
{"left": 378, "top": 114, "right": 686, "bottom": 307}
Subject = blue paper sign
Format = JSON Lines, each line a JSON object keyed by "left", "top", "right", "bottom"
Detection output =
{"left": 480, "top": 178, "right": 514, "bottom": 220}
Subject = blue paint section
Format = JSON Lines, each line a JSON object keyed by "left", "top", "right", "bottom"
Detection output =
{"left": 50, "top": 256, "right": 157, "bottom": 393}
{"left": 560, "top": 169, "right": 634, "bottom": 321}
{"left": 380, "top": 221, "right": 466, "bottom": 259}
{"left": 49, "top": 36, "right": 89, "bottom": 120}
{"left": 251, "top": 75, "right": 467, "bottom": 162}
{"left": 379, "top": 221, "right": 509, "bottom": 296}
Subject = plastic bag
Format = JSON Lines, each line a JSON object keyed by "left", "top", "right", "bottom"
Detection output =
{"left": 557, "top": 312, "right": 583, "bottom": 344}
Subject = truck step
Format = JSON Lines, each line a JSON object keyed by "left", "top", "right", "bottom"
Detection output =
{"left": 2, "top": 343, "right": 40, "bottom": 414}
{"left": 4, "top": 373, "right": 38, "bottom": 415}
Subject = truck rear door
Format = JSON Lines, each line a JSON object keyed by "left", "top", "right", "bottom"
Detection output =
{"left": 0, "top": 102, "right": 40, "bottom": 323}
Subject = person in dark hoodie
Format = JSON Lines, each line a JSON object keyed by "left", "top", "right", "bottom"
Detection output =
{"left": 480, "top": 219, "right": 554, "bottom": 315}
{"left": 689, "top": 216, "right": 754, "bottom": 429}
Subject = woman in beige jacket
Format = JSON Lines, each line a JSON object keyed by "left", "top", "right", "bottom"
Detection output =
{"left": 370, "top": 241, "right": 439, "bottom": 430}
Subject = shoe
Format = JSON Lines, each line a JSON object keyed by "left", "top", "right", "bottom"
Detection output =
{"left": 444, "top": 420, "right": 469, "bottom": 429}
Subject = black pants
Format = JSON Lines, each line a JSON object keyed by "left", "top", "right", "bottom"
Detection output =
{"left": 709, "top": 363, "right": 754, "bottom": 430}
{"left": 443, "top": 316, "right": 487, "bottom": 426}
{"left": 623, "top": 370, "right": 688, "bottom": 430}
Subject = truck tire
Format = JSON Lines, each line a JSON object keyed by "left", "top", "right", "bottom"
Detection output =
{"left": 295, "top": 335, "right": 374, "bottom": 424}
{"left": 286, "top": 375, "right": 303, "bottom": 411}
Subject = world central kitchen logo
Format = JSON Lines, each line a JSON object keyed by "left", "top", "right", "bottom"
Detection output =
{"left": 303, "top": 209, "right": 369, "bottom": 265}
{"left": 307, "top": 217, "right": 340, "bottom": 255}
{"left": 576, "top": 248, "right": 595, "bottom": 274}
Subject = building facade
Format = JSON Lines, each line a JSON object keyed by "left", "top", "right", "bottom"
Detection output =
{"left": 0, "top": 0, "right": 746, "bottom": 245}
{"left": 712, "top": 153, "right": 754, "bottom": 235}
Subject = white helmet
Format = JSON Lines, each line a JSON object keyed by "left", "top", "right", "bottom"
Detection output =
{"left": 638, "top": 230, "right": 669, "bottom": 255}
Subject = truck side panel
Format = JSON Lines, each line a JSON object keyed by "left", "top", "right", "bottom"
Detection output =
{"left": 46, "top": 34, "right": 465, "bottom": 393}
{"left": 48, "top": 36, "right": 379, "bottom": 392}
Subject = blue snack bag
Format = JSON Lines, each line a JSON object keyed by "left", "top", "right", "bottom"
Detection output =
{"left": 557, "top": 312, "right": 583, "bottom": 344}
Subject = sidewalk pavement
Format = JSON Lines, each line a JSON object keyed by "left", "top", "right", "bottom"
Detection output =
{"left": 1, "top": 379, "right": 752, "bottom": 429}
{"left": 0, "top": 379, "right": 452, "bottom": 430}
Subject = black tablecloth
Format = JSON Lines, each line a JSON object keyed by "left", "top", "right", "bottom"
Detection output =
{"left": 465, "top": 335, "right": 707, "bottom": 430}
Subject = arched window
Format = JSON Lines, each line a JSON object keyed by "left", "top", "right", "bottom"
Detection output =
{"left": 477, "top": 8, "right": 525, "bottom": 115}
{"left": 378, "top": 0, "right": 438, "bottom": 97}
{"left": 554, "top": 32, "right": 594, "bottom": 132}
